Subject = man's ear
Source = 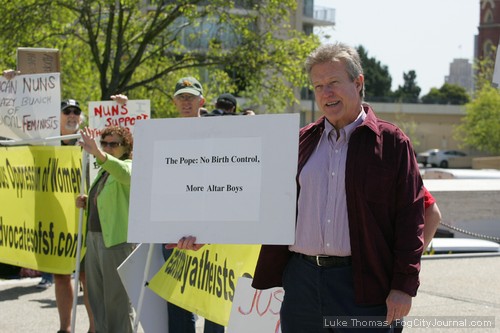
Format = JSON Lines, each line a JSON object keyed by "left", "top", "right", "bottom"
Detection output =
{"left": 355, "top": 74, "right": 364, "bottom": 94}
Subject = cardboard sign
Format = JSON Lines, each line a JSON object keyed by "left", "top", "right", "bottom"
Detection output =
{"left": 88, "top": 99, "right": 150, "bottom": 133}
{"left": 227, "top": 277, "right": 283, "bottom": 333}
{"left": 17, "top": 48, "right": 60, "bottom": 74}
{"left": 117, "top": 243, "right": 169, "bottom": 333}
{"left": 0, "top": 73, "right": 61, "bottom": 142}
{"left": 128, "top": 114, "right": 299, "bottom": 244}
{"left": 87, "top": 99, "right": 150, "bottom": 181}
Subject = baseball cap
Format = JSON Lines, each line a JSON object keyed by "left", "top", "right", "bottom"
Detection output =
{"left": 216, "top": 93, "right": 237, "bottom": 108}
{"left": 174, "top": 77, "right": 203, "bottom": 97}
{"left": 61, "top": 99, "right": 81, "bottom": 112}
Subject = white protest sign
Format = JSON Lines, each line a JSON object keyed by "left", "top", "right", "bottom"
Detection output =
{"left": 87, "top": 99, "right": 150, "bottom": 179}
{"left": 0, "top": 73, "right": 60, "bottom": 142}
{"left": 117, "top": 243, "right": 168, "bottom": 333}
{"left": 128, "top": 114, "right": 299, "bottom": 244}
{"left": 151, "top": 136, "right": 262, "bottom": 222}
{"left": 227, "top": 277, "right": 283, "bottom": 333}
{"left": 88, "top": 99, "right": 150, "bottom": 132}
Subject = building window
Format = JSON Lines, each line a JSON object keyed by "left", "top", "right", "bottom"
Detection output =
{"left": 303, "top": 0, "right": 314, "bottom": 18}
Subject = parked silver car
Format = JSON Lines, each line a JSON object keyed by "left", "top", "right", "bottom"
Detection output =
{"left": 426, "top": 149, "right": 467, "bottom": 168}
{"left": 416, "top": 149, "right": 439, "bottom": 166}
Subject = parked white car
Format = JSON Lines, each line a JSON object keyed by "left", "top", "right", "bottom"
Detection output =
{"left": 426, "top": 149, "right": 467, "bottom": 168}
{"left": 416, "top": 149, "right": 439, "bottom": 166}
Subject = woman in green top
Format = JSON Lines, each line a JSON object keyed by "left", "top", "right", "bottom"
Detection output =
{"left": 76, "top": 125, "right": 135, "bottom": 333}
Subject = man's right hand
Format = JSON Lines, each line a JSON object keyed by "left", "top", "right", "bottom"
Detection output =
{"left": 165, "top": 236, "right": 204, "bottom": 251}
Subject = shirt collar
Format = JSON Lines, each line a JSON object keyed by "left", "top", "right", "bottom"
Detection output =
{"left": 323, "top": 108, "right": 366, "bottom": 141}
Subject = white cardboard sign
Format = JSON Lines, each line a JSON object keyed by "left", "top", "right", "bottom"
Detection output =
{"left": 117, "top": 243, "right": 169, "bottom": 333}
{"left": 87, "top": 99, "right": 151, "bottom": 181}
{"left": 128, "top": 114, "right": 299, "bottom": 244}
{"left": 227, "top": 277, "right": 283, "bottom": 333}
{"left": 88, "top": 99, "right": 150, "bottom": 132}
{"left": 0, "top": 73, "right": 61, "bottom": 142}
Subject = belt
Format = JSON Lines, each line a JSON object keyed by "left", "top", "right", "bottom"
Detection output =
{"left": 299, "top": 253, "right": 352, "bottom": 267}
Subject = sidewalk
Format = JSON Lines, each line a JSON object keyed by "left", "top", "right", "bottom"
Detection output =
{"left": 1, "top": 254, "right": 499, "bottom": 332}
{"left": 406, "top": 253, "right": 500, "bottom": 332}
{"left": 0, "top": 276, "right": 205, "bottom": 333}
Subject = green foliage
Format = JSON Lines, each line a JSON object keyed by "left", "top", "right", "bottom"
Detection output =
{"left": 455, "top": 84, "right": 500, "bottom": 154}
{"left": 421, "top": 83, "right": 470, "bottom": 105}
{"left": 440, "top": 83, "right": 470, "bottom": 104}
{"left": 455, "top": 54, "right": 500, "bottom": 154}
{"left": 0, "top": 0, "right": 319, "bottom": 117}
{"left": 393, "top": 70, "right": 421, "bottom": 103}
{"left": 356, "top": 45, "right": 392, "bottom": 101}
{"left": 473, "top": 49, "right": 496, "bottom": 94}
{"left": 421, "top": 87, "right": 442, "bottom": 104}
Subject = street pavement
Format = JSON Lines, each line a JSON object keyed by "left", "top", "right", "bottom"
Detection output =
{"left": 0, "top": 276, "right": 205, "bottom": 333}
{"left": 1, "top": 253, "right": 499, "bottom": 332}
{"left": 404, "top": 253, "right": 500, "bottom": 333}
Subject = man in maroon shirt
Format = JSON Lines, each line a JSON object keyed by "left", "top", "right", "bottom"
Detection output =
{"left": 252, "top": 43, "right": 425, "bottom": 332}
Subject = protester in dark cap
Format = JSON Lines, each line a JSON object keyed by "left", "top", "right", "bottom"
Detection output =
{"left": 204, "top": 93, "right": 238, "bottom": 116}
{"left": 60, "top": 99, "right": 84, "bottom": 145}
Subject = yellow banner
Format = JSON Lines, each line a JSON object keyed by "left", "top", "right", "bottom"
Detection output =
{"left": 0, "top": 146, "right": 85, "bottom": 274}
{"left": 148, "top": 244, "right": 261, "bottom": 326}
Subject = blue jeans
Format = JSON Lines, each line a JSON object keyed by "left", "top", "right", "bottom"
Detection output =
{"left": 40, "top": 272, "right": 53, "bottom": 283}
{"left": 281, "top": 253, "right": 393, "bottom": 333}
{"left": 162, "top": 247, "right": 224, "bottom": 333}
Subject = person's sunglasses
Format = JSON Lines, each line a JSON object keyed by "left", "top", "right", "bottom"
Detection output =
{"left": 62, "top": 108, "right": 82, "bottom": 116}
{"left": 100, "top": 141, "right": 122, "bottom": 148}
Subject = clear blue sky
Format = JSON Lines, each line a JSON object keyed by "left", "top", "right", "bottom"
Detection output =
{"left": 314, "top": 0, "right": 480, "bottom": 94}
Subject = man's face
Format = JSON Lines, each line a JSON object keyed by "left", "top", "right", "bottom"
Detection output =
{"left": 173, "top": 93, "right": 204, "bottom": 118}
{"left": 60, "top": 107, "right": 82, "bottom": 135}
{"left": 310, "top": 60, "right": 363, "bottom": 129}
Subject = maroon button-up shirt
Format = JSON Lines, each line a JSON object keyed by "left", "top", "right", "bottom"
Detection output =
{"left": 252, "top": 103, "right": 425, "bottom": 305}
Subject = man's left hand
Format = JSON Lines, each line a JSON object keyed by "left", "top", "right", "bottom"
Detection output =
{"left": 385, "top": 289, "right": 412, "bottom": 324}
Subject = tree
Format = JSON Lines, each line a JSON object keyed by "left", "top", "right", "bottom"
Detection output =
{"left": 455, "top": 85, "right": 500, "bottom": 154}
{"left": 421, "top": 83, "right": 470, "bottom": 105}
{"left": 356, "top": 45, "right": 392, "bottom": 101}
{"left": 455, "top": 55, "right": 500, "bottom": 154}
{"left": 393, "top": 70, "right": 421, "bottom": 103}
{"left": 0, "top": 0, "right": 319, "bottom": 117}
{"left": 420, "top": 87, "right": 443, "bottom": 104}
